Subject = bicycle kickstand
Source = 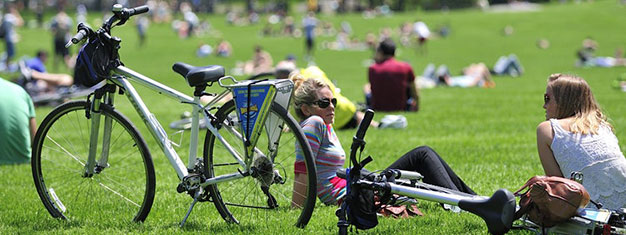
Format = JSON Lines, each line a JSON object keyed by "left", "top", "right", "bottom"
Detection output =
{"left": 180, "top": 188, "right": 202, "bottom": 227}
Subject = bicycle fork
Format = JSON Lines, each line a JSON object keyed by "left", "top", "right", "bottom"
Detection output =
{"left": 84, "top": 86, "right": 116, "bottom": 177}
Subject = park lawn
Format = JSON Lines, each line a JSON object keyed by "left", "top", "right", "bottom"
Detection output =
{"left": 1, "top": 1, "right": 625, "bottom": 234}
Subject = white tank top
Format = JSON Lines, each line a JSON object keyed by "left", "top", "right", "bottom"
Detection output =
{"left": 549, "top": 119, "right": 626, "bottom": 210}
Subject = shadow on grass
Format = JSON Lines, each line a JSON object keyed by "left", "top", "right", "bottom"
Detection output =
{"left": 175, "top": 221, "right": 256, "bottom": 233}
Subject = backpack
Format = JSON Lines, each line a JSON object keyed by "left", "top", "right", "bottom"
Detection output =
{"left": 344, "top": 164, "right": 378, "bottom": 230}
{"left": 513, "top": 176, "right": 590, "bottom": 228}
{"left": 73, "top": 34, "right": 122, "bottom": 87}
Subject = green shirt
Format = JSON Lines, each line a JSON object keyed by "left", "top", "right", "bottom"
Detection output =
{"left": 0, "top": 78, "right": 35, "bottom": 165}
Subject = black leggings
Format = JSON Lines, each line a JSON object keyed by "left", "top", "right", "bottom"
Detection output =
{"left": 386, "top": 146, "right": 475, "bottom": 195}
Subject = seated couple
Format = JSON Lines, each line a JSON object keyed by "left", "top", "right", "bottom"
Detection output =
{"left": 291, "top": 73, "right": 626, "bottom": 213}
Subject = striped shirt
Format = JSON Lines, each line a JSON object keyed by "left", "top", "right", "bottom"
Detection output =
{"left": 295, "top": 115, "right": 346, "bottom": 205}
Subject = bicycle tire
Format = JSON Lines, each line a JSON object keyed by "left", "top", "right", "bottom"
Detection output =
{"left": 32, "top": 101, "right": 156, "bottom": 222}
{"left": 204, "top": 100, "right": 317, "bottom": 228}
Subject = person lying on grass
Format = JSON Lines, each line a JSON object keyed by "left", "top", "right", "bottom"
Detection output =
{"left": 289, "top": 76, "right": 475, "bottom": 207}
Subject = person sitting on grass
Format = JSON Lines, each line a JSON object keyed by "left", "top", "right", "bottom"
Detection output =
{"left": 242, "top": 45, "right": 274, "bottom": 75}
{"left": 536, "top": 73, "right": 626, "bottom": 210}
{"left": 290, "top": 77, "right": 475, "bottom": 207}
{"left": 0, "top": 78, "right": 36, "bottom": 165}
{"left": 365, "top": 38, "right": 419, "bottom": 112}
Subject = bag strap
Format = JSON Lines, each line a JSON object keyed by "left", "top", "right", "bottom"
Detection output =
{"left": 513, "top": 176, "right": 541, "bottom": 196}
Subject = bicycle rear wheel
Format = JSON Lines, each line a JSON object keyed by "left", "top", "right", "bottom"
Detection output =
{"left": 204, "top": 100, "right": 316, "bottom": 228}
{"left": 32, "top": 101, "right": 156, "bottom": 222}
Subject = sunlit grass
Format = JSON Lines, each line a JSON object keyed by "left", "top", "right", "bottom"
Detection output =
{"left": 1, "top": 1, "right": 625, "bottom": 234}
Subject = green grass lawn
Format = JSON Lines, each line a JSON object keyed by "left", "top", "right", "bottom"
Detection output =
{"left": 2, "top": 1, "right": 626, "bottom": 234}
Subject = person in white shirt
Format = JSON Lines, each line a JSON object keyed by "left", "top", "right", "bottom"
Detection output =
{"left": 413, "top": 20, "right": 430, "bottom": 54}
{"left": 536, "top": 73, "right": 626, "bottom": 210}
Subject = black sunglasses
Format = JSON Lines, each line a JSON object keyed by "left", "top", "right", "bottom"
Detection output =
{"left": 544, "top": 94, "right": 550, "bottom": 104}
{"left": 310, "top": 98, "right": 337, "bottom": 108}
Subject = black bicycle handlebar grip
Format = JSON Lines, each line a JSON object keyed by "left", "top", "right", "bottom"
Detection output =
{"left": 128, "top": 5, "right": 149, "bottom": 16}
{"left": 355, "top": 109, "right": 374, "bottom": 140}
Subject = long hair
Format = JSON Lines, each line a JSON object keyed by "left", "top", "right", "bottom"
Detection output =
{"left": 290, "top": 72, "right": 328, "bottom": 121}
{"left": 547, "top": 73, "right": 612, "bottom": 134}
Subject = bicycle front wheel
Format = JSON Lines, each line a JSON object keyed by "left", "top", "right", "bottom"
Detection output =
{"left": 31, "top": 101, "right": 156, "bottom": 222}
{"left": 204, "top": 100, "right": 316, "bottom": 228}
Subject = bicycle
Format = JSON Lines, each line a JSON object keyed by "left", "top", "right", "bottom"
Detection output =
{"left": 335, "top": 110, "right": 517, "bottom": 235}
{"left": 31, "top": 4, "right": 317, "bottom": 228}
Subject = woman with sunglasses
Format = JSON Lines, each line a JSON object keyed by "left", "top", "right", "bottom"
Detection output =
{"left": 537, "top": 74, "right": 626, "bottom": 210}
{"left": 291, "top": 76, "right": 475, "bottom": 206}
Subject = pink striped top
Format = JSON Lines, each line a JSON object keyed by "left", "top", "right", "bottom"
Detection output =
{"left": 295, "top": 115, "right": 346, "bottom": 205}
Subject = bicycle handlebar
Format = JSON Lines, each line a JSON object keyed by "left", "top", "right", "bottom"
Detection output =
{"left": 66, "top": 29, "right": 88, "bottom": 48}
{"left": 127, "top": 5, "right": 149, "bottom": 16}
{"left": 349, "top": 109, "right": 374, "bottom": 167}
{"left": 66, "top": 4, "right": 149, "bottom": 47}
{"left": 113, "top": 4, "right": 149, "bottom": 19}
{"left": 355, "top": 109, "right": 374, "bottom": 140}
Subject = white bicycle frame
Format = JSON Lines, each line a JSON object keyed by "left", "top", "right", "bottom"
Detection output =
{"left": 84, "top": 65, "right": 256, "bottom": 186}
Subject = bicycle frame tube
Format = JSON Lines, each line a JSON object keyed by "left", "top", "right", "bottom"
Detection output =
{"left": 387, "top": 183, "right": 485, "bottom": 206}
{"left": 112, "top": 66, "right": 247, "bottom": 180}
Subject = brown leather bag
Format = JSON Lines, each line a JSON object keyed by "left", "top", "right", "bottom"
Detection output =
{"left": 513, "top": 176, "right": 591, "bottom": 227}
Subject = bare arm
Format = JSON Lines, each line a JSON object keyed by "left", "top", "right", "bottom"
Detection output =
{"left": 292, "top": 173, "right": 308, "bottom": 208}
{"left": 31, "top": 71, "right": 73, "bottom": 86}
{"left": 536, "top": 121, "right": 563, "bottom": 177}
{"left": 29, "top": 118, "right": 37, "bottom": 142}
{"left": 291, "top": 118, "right": 323, "bottom": 207}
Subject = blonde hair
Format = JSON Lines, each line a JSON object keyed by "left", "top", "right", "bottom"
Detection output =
{"left": 290, "top": 72, "right": 329, "bottom": 121}
{"left": 547, "top": 73, "right": 612, "bottom": 134}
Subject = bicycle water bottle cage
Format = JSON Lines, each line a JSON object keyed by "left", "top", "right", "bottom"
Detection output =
{"left": 172, "top": 62, "right": 225, "bottom": 87}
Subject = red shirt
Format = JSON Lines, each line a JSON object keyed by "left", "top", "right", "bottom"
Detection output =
{"left": 368, "top": 58, "right": 415, "bottom": 111}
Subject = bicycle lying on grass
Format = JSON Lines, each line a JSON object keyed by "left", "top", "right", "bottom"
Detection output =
{"left": 336, "top": 110, "right": 517, "bottom": 235}
{"left": 31, "top": 4, "right": 317, "bottom": 228}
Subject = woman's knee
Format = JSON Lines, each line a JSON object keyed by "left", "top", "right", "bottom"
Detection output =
{"left": 413, "top": 145, "right": 435, "bottom": 155}
{"left": 403, "top": 145, "right": 437, "bottom": 163}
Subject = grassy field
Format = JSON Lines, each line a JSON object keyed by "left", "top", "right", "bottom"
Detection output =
{"left": 2, "top": 1, "right": 626, "bottom": 234}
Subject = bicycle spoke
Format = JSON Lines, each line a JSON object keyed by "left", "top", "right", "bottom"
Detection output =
{"left": 33, "top": 101, "right": 155, "bottom": 223}
{"left": 97, "top": 181, "right": 141, "bottom": 208}
{"left": 49, "top": 122, "right": 83, "bottom": 161}
{"left": 43, "top": 136, "right": 86, "bottom": 166}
